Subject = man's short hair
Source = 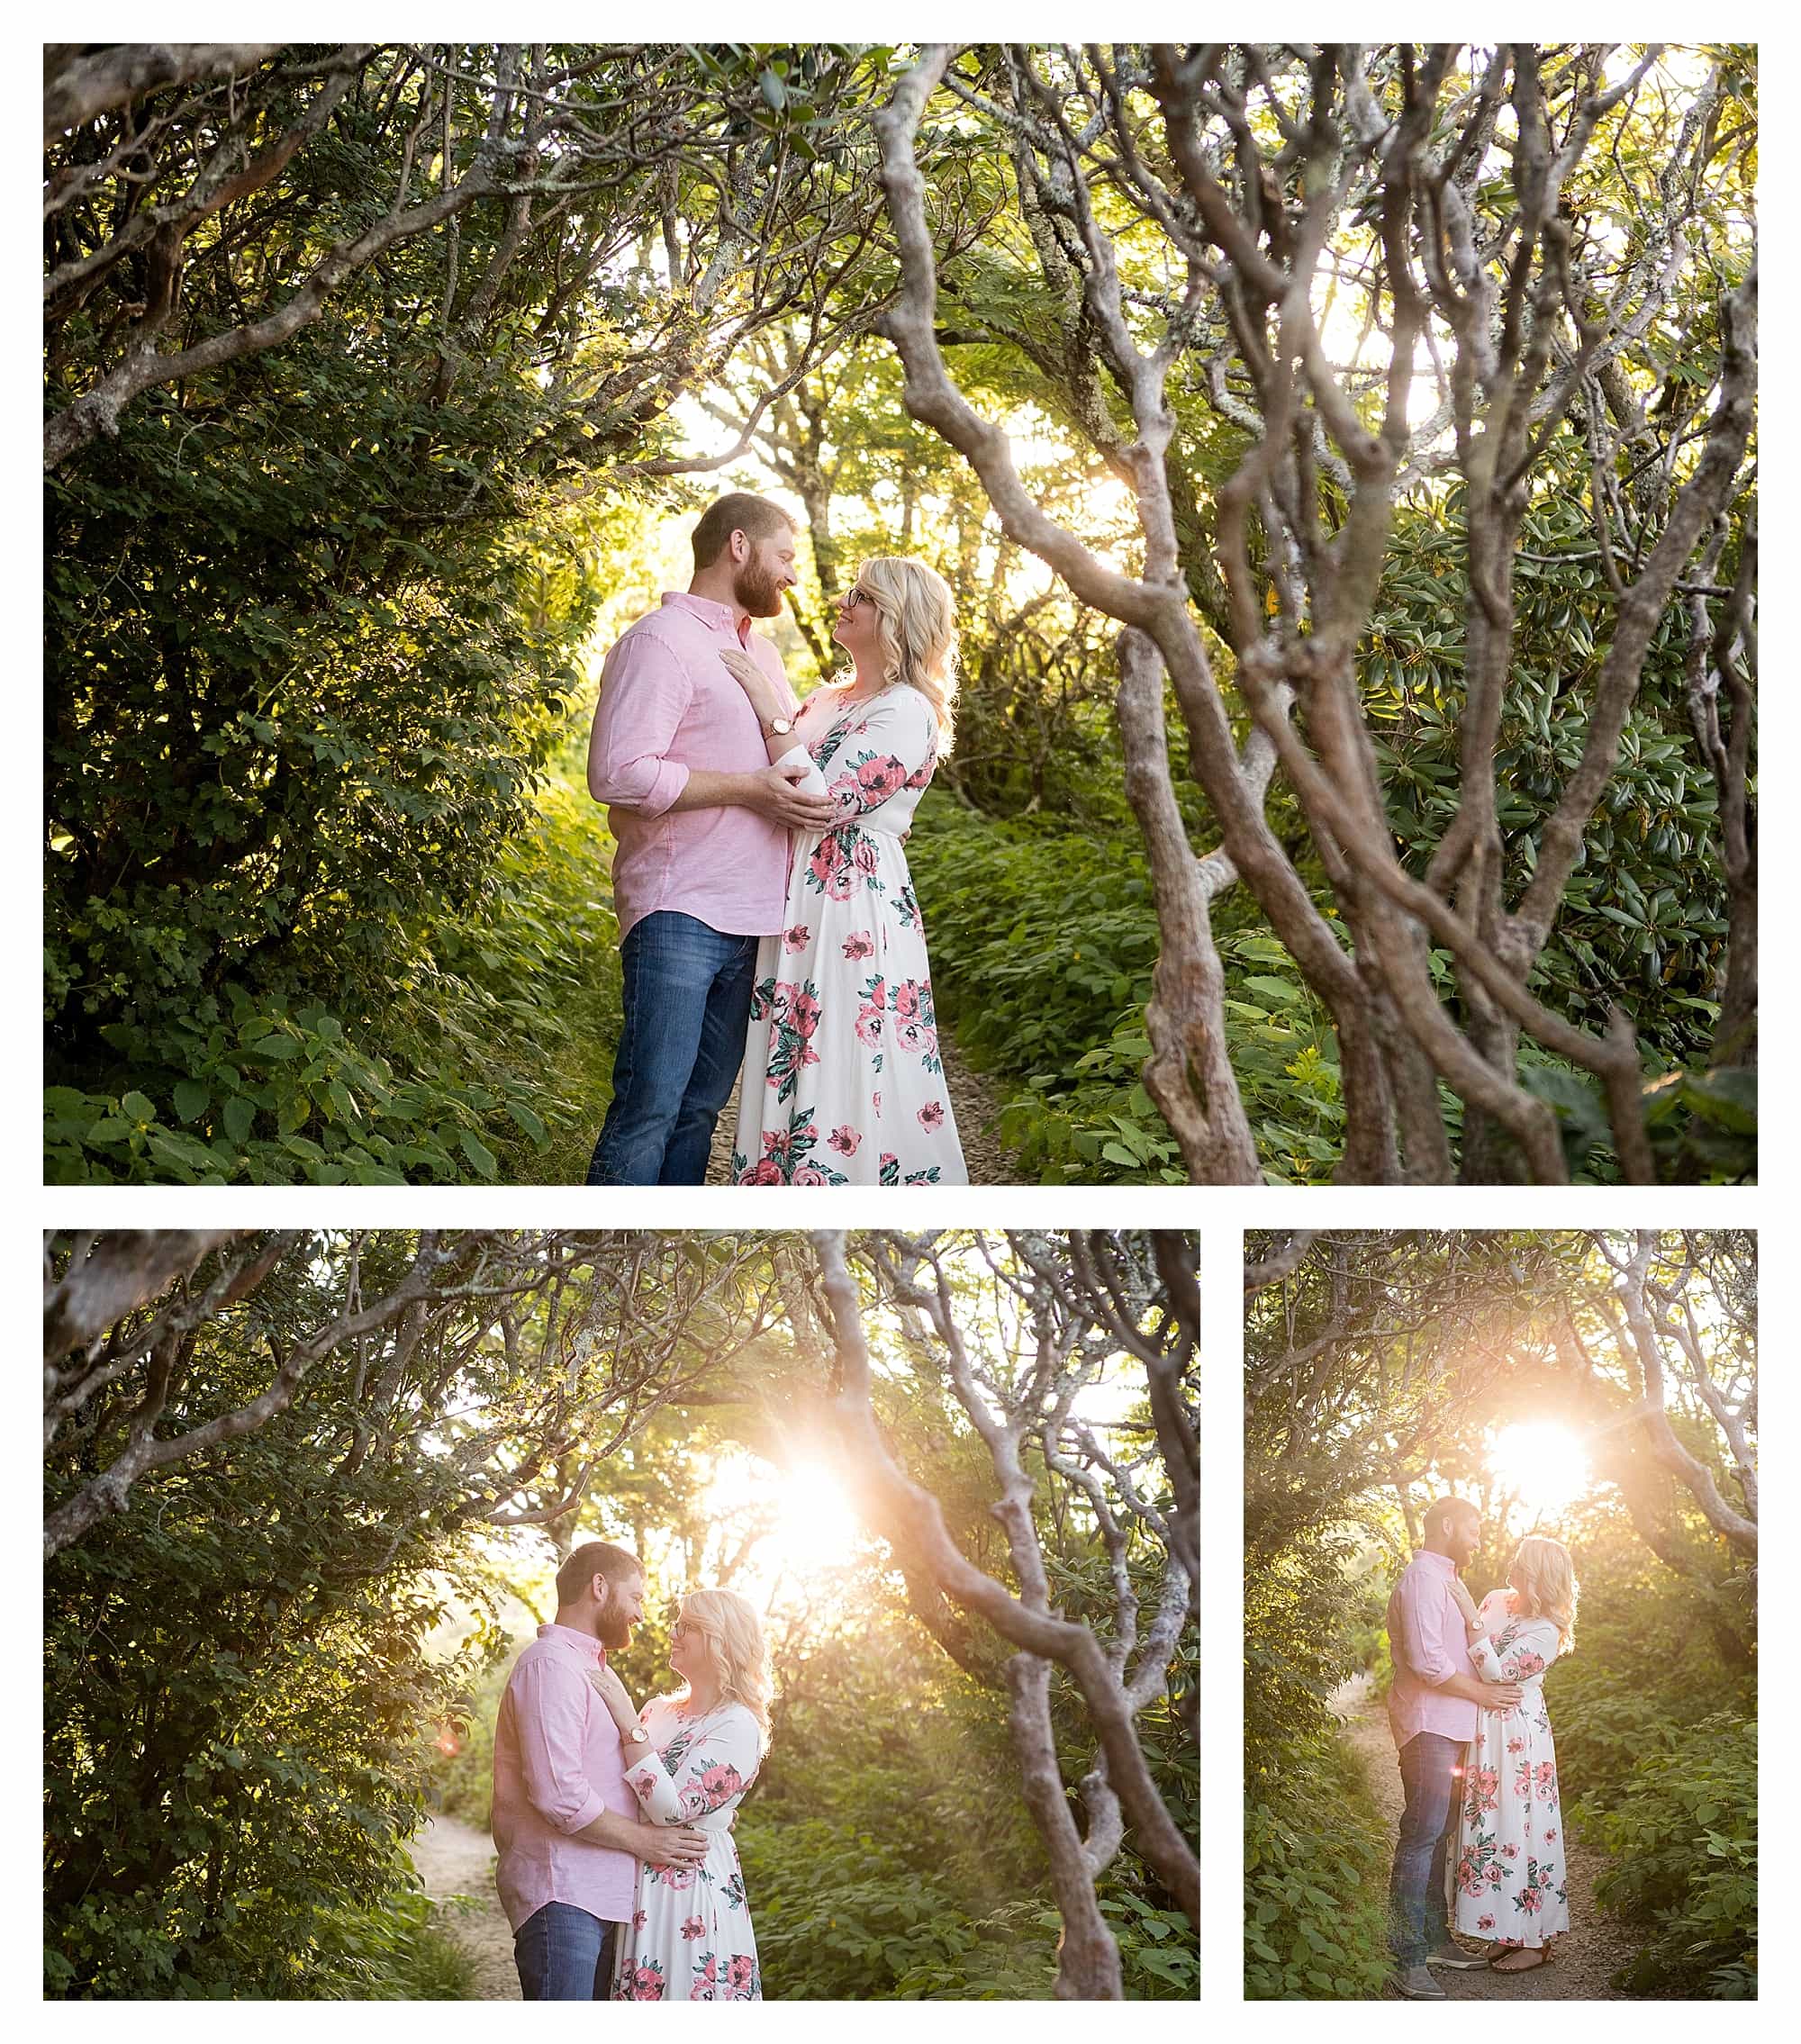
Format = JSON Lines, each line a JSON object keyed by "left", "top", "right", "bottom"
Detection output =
{"left": 556, "top": 1539, "right": 643, "bottom": 1607}
{"left": 691, "top": 492, "right": 794, "bottom": 570}
{"left": 1424, "top": 1496, "right": 1477, "bottom": 1540}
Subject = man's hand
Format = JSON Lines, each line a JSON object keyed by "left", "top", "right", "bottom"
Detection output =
{"left": 741, "top": 763, "right": 836, "bottom": 832}
{"left": 635, "top": 1823, "right": 709, "bottom": 1869}
{"left": 1480, "top": 1680, "right": 1524, "bottom": 1713}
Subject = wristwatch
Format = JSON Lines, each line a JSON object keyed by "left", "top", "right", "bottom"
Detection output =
{"left": 626, "top": 1724, "right": 648, "bottom": 1744}
{"left": 763, "top": 714, "right": 795, "bottom": 737}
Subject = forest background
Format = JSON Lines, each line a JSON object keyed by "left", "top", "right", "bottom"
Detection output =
{"left": 44, "top": 41, "right": 1756, "bottom": 1187}
{"left": 1243, "top": 1227, "right": 1756, "bottom": 2001}
{"left": 43, "top": 1227, "right": 1198, "bottom": 2002}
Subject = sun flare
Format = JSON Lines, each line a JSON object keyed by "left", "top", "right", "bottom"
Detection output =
{"left": 772, "top": 1459, "right": 864, "bottom": 1570}
{"left": 1486, "top": 1421, "right": 1590, "bottom": 1521}
{"left": 701, "top": 1450, "right": 868, "bottom": 1596}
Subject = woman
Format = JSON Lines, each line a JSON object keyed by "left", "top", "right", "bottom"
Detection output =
{"left": 717, "top": 556, "right": 966, "bottom": 1185}
{"left": 589, "top": 1589, "right": 770, "bottom": 2001}
{"left": 1447, "top": 1535, "right": 1577, "bottom": 1970}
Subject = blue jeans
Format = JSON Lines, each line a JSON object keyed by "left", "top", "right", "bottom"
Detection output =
{"left": 587, "top": 911, "right": 759, "bottom": 1185}
{"left": 513, "top": 1901, "right": 617, "bottom": 2000}
{"left": 1389, "top": 1731, "right": 1464, "bottom": 1964}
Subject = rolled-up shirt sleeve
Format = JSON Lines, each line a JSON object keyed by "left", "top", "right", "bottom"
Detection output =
{"left": 511, "top": 1660, "right": 609, "bottom": 1834}
{"left": 1392, "top": 1569, "right": 1462, "bottom": 1686}
{"left": 589, "top": 629, "right": 693, "bottom": 816}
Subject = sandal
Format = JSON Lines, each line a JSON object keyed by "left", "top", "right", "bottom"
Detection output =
{"left": 1486, "top": 1947, "right": 1552, "bottom": 1973}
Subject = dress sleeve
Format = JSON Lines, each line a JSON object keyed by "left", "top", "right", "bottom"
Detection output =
{"left": 1469, "top": 1606, "right": 1560, "bottom": 1683}
{"left": 777, "top": 688, "right": 936, "bottom": 821}
{"left": 622, "top": 1706, "right": 763, "bottom": 1826}
{"left": 1496, "top": 1618, "right": 1561, "bottom": 1683}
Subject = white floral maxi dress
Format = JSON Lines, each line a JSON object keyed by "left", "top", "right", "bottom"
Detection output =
{"left": 1452, "top": 1591, "right": 1570, "bottom": 1949}
{"left": 611, "top": 1696, "right": 765, "bottom": 2002}
{"left": 730, "top": 681, "right": 966, "bottom": 1185}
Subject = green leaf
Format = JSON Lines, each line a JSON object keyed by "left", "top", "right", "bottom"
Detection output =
{"left": 173, "top": 1079, "right": 211, "bottom": 1124}
{"left": 223, "top": 1096, "right": 257, "bottom": 1145}
{"left": 507, "top": 1099, "right": 548, "bottom": 1146}
{"left": 459, "top": 1130, "right": 498, "bottom": 1180}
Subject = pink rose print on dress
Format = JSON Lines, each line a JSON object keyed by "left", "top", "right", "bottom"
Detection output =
{"left": 792, "top": 988, "right": 822, "bottom": 1037}
{"left": 741, "top": 1157, "right": 783, "bottom": 1185}
{"left": 841, "top": 930, "right": 875, "bottom": 960}
{"left": 691, "top": 1954, "right": 719, "bottom": 2001}
{"left": 918, "top": 1100, "right": 946, "bottom": 1131}
{"left": 1507, "top": 1649, "right": 1546, "bottom": 1679}
{"left": 792, "top": 1162, "right": 828, "bottom": 1185}
{"left": 854, "top": 978, "right": 886, "bottom": 1045}
{"left": 1477, "top": 1913, "right": 1495, "bottom": 1932}
{"left": 855, "top": 754, "right": 908, "bottom": 805}
{"left": 892, "top": 981, "right": 921, "bottom": 1024}
{"left": 808, "top": 836, "right": 855, "bottom": 900}
{"left": 681, "top": 1916, "right": 706, "bottom": 1940}
{"left": 853, "top": 836, "right": 880, "bottom": 877}
{"left": 698, "top": 1762, "right": 744, "bottom": 1802}
{"left": 1507, "top": 1736, "right": 1525, "bottom": 1755}
{"left": 1503, "top": 1842, "right": 1520, "bottom": 1859}
{"left": 728, "top": 1954, "right": 757, "bottom": 1997}
{"left": 1534, "top": 1761, "right": 1557, "bottom": 1800}
{"left": 649, "top": 1863, "right": 697, "bottom": 1889}
{"left": 632, "top": 1910, "right": 647, "bottom": 1931}
{"left": 1544, "top": 1828, "right": 1559, "bottom": 1842}
{"left": 1467, "top": 1766, "right": 1499, "bottom": 1812}
{"left": 629, "top": 1963, "right": 668, "bottom": 1999}
{"left": 829, "top": 1126, "right": 861, "bottom": 1156}
{"left": 782, "top": 925, "right": 810, "bottom": 952}
{"left": 1517, "top": 1886, "right": 1543, "bottom": 1913}
{"left": 828, "top": 773, "right": 861, "bottom": 814}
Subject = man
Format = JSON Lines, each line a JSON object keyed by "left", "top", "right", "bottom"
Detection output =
{"left": 1384, "top": 1497, "right": 1523, "bottom": 2001}
{"left": 584, "top": 493, "right": 836, "bottom": 1184}
{"left": 492, "top": 1540, "right": 708, "bottom": 1999}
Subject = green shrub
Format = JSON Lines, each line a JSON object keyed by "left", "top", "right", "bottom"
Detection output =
{"left": 1245, "top": 1736, "right": 1391, "bottom": 2000}
{"left": 44, "top": 764, "right": 620, "bottom": 1185}
{"left": 1579, "top": 1714, "right": 1757, "bottom": 1999}
{"left": 907, "top": 794, "right": 1346, "bottom": 1184}
{"left": 735, "top": 1813, "right": 1056, "bottom": 2000}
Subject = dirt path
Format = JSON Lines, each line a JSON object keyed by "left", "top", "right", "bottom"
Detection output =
{"left": 707, "top": 1024, "right": 1016, "bottom": 1183}
{"left": 407, "top": 1813, "right": 519, "bottom": 2001}
{"left": 1330, "top": 1675, "right": 1634, "bottom": 2001}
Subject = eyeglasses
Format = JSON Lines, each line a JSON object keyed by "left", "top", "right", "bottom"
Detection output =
{"left": 840, "top": 587, "right": 873, "bottom": 611}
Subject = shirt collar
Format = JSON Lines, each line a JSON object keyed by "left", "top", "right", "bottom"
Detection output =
{"left": 539, "top": 1622, "right": 603, "bottom": 1661}
{"left": 1414, "top": 1550, "right": 1457, "bottom": 1577}
{"left": 661, "top": 590, "right": 750, "bottom": 642}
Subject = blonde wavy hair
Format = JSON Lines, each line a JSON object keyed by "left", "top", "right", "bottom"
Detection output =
{"left": 1507, "top": 1535, "right": 1579, "bottom": 1654}
{"left": 674, "top": 1588, "right": 774, "bottom": 1737}
{"left": 839, "top": 556, "right": 960, "bottom": 748}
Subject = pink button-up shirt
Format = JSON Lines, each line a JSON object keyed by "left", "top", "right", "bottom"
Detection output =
{"left": 491, "top": 1623, "right": 637, "bottom": 1931}
{"left": 1385, "top": 1549, "right": 1479, "bottom": 1748}
{"left": 588, "top": 592, "right": 801, "bottom": 940}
